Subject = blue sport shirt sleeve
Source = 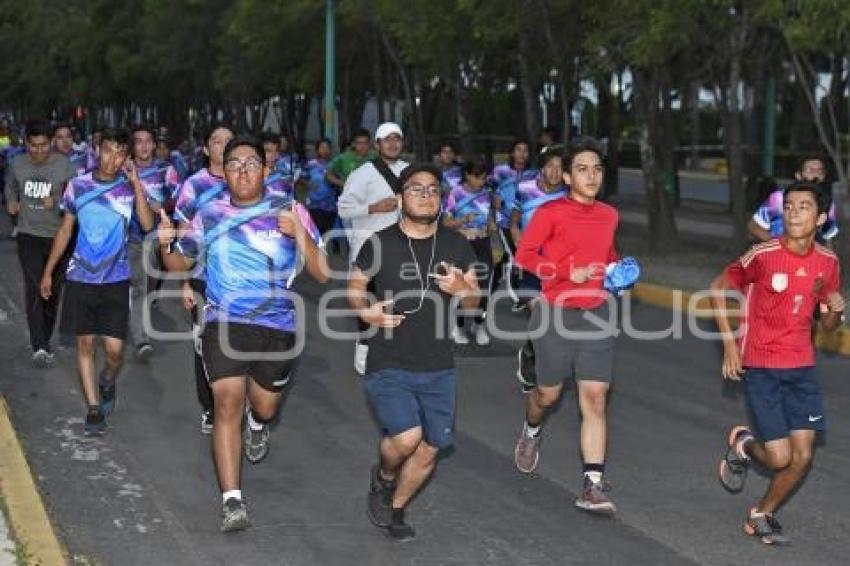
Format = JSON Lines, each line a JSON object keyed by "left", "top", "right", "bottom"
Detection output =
{"left": 174, "top": 178, "right": 198, "bottom": 224}
{"left": 175, "top": 215, "right": 202, "bottom": 261}
{"left": 751, "top": 202, "right": 771, "bottom": 230}
{"left": 821, "top": 203, "right": 839, "bottom": 240}
{"left": 60, "top": 180, "right": 77, "bottom": 214}
{"left": 293, "top": 201, "right": 324, "bottom": 250}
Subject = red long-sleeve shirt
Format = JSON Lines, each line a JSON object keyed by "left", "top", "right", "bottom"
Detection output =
{"left": 515, "top": 195, "right": 619, "bottom": 309}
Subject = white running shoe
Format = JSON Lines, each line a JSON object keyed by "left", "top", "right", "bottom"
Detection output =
{"left": 451, "top": 327, "right": 469, "bottom": 345}
{"left": 474, "top": 324, "right": 490, "bottom": 346}
{"left": 354, "top": 341, "right": 368, "bottom": 375}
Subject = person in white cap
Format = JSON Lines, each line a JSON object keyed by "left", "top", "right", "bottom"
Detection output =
{"left": 338, "top": 122, "right": 409, "bottom": 375}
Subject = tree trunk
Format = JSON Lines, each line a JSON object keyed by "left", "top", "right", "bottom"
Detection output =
{"left": 409, "top": 70, "right": 428, "bottom": 160}
{"left": 517, "top": 33, "right": 540, "bottom": 149}
{"left": 596, "top": 73, "right": 620, "bottom": 199}
{"left": 295, "top": 94, "right": 309, "bottom": 156}
{"left": 688, "top": 81, "right": 701, "bottom": 169}
{"left": 280, "top": 91, "right": 296, "bottom": 147}
{"left": 535, "top": 0, "right": 570, "bottom": 144}
{"left": 744, "top": 59, "right": 765, "bottom": 211}
{"left": 659, "top": 69, "right": 679, "bottom": 207}
{"left": 371, "top": 28, "right": 386, "bottom": 124}
{"left": 828, "top": 53, "right": 846, "bottom": 135}
{"left": 632, "top": 67, "right": 678, "bottom": 250}
{"left": 721, "top": 49, "right": 749, "bottom": 242}
{"left": 789, "top": 49, "right": 850, "bottom": 276}
{"left": 452, "top": 67, "right": 474, "bottom": 157}
{"left": 376, "top": 20, "right": 427, "bottom": 159}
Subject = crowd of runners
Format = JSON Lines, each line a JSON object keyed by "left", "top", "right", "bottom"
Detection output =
{"left": 0, "top": 116, "right": 845, "bottom": 546}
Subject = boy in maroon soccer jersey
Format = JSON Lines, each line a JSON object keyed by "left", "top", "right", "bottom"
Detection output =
{"left": 711, "top": 182, "right": 846, "bottom": 545}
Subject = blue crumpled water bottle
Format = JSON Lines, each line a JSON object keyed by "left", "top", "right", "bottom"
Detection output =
{"left": 604, "top": 256, "right": 641, "bottom": 296}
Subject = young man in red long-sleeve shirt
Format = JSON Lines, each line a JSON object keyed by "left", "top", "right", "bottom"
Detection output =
{"left": 512, "top": 137, "right": 621, "bottom": 514}
{"left": 711, "top": 182, "right": 845, "bottom": 545}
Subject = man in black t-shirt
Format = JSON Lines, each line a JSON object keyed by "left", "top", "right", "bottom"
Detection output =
{"left": 348, "top": 163, "right": 480, "bottom": 541}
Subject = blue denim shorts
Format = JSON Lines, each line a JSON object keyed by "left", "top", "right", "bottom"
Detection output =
{"left": 744, "top": 367, "right": 825, "bottom": 442}
{"left": 364, "top": 368, "right": 457, "bottom": 449}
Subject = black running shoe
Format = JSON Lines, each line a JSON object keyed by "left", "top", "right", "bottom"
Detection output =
{"left": 387, "top": 508, "right": 415, "bottom": 541}
{"left": 83, "top": 409, "right": 106, "bottom": 436}
{"left": 367, "top": 464, "right": 395, "bottom": 528}
{"left": 719, "top": 425, "right": 753, "bottom": 493}
{"left": 99, "top": 379, "right": 117, "bottom": 417}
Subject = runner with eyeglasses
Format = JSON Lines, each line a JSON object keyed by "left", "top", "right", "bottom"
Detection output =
{"left": 348, "top": 163, "right": 479, "bottom": 540}
{"left": 159, "top": 135, "right": 327, "bottom": 532}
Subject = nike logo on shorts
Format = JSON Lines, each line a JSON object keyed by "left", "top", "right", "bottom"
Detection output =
{"left": 808, "top": 415, "right": 823, "bottom": 422}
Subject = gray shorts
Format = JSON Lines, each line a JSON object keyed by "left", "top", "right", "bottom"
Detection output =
{"left": 529, "top": 300, "right": 616, "bottom": 386}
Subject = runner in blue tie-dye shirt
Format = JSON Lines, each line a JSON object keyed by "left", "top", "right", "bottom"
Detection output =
{"left": 748, "top": 155, "right": 839, "bottom": 245}
{"left": 172, "top": 123, "right": 234, "bottom": 434}
{"left": 263, "top": 166, "right": 295, "bottom": 201}
{"left": 436, "top": 140, "right": 463, "bottom": 194}
{"left": 126, "top": 124, "right": 169, "bottom": 360}
{"left": 305, "top": 138, "right": 339, "bottom": 236}
{"left": 259, "top": 131, "right": 300, "bottom": 182}
{"left": 51, "top": 123, "right": 88, "bottom": 176}
{"left": 85, "top": 128, "right": 103, "bottom": 172}
{"left": 154, "top": 136, "right": 188, "bottom": 212}
{"left": 488, "top": 139, "right": 536, "bottom": 308}
{"left": 158, "top": 135, "right": 328, "bottom": 532}
{"left": 39, "top": 128, "right": 155, "bottom": 437}
{"left": 443, "top": 159, "right": 496, "bottom": 346}
{"left": 510, "top": 149, "right": 567, "bottom": 309}
{"left": 277, "top": 134, "right": 301, "bottom": 181}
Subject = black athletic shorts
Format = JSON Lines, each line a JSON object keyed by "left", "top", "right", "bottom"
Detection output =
{"left": 200, "top": 322, "right": 298, "bottom": 392}
{"left": 67, "top": 280, "right": 131, "bottom": 340}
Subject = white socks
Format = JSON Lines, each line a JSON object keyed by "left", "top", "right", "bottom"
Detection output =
{"left": 584, "top": 471, "right": 603, "bottom": 484}
{"left": 247, "top": 410, "right": 264, "bottom": 432}
{"left": 222, "top": 489, "right": 242, "bottom": 503}
{"left": 524, "top": 422, "right": 542, "bottom": 438}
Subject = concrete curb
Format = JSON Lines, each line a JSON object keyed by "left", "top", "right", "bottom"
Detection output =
{"left": 632, "top": 282, "right": 850, "bottom": 356}
{"left": 0, "top": 398, "right": 66, "bottom": 565}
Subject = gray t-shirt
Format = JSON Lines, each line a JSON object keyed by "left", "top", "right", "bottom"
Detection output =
{"left": 4, "top": 153, "right": 76, "bottom": 238}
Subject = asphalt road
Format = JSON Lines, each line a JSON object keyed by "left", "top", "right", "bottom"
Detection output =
{"left": 1, "top": 235, "right": 849, "bottom": 565}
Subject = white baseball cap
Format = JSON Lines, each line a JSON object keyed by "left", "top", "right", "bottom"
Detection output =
{"left": 375, "top": 122, "right": 403, "bottom": 140}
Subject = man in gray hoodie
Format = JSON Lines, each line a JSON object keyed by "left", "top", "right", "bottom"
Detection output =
{"left": 4, "top": 120, "right": 76, "bottom": 366}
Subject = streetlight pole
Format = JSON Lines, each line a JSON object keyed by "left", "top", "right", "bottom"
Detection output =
{"left": 324, "top": 0, "right": 337, "bottom": 151}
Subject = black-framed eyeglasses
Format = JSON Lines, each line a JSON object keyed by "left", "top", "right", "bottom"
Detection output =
{"left": 403, "top": 184, "right": 441, "bottom": 197}
{"left": 224, "top": 157, "right": 264, "bottom": 172}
